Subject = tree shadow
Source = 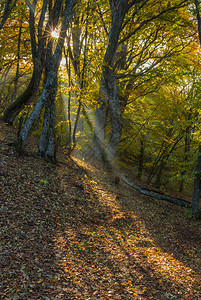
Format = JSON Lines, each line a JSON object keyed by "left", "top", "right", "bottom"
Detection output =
{"left": 50, "top": 166, "right": 201, "bottom": 299}
{"left": 1, "top": 142, "right": 201, "bottom": 299}
{"left": 115, "top": 180, "right": 201, "bottom": 274}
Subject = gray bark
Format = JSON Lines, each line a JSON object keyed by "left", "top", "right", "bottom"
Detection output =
{"left": 192, "top": 144, "right": 201, "bottom": 219}
{"left": 137, "top": 138, "right": 144, "bottom": 179}
{"left": 93, "top": 76, "right": 108, "bottom": 159}
{"left": 12, "top": 22, "right": 22, "bottom": 102}
{"left": 3, "top": 0, "right": 48, "bottom": 124}
{"left": 94, "top": 0, "right": 189, "bottom": 163}
{"left": 44, "top": 80, "right": 57, "bottom": 160}
{"left": 3, "top": 59, "right": 43, "bottom": 124}
{"left": 15, "top": 0, "right": 75, "bottom": 154}
{"left": 15, "top": 73, "right": 55, "bottom": 153}
{"left": 105, "top": 71, "right": 122, "bottom": 163}
{"left": 179, "top": 124, "right": 191, "bottom": 192}
{"left": 38, "top": 100, "right": 50, "bottom": 156}
{"left": 93, "top": 0, "right": 128, "bottom": 162}
{"left": 191, "top": 0, "right": 201, "bottom": 218}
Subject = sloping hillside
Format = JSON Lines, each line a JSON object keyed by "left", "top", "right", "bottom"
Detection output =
{"left": 0, "top": 119, "right": 201, "bottom": 299}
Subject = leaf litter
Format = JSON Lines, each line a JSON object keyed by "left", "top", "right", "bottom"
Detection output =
{"left": 0, "top": 118, "right": 201, "bottom": 299}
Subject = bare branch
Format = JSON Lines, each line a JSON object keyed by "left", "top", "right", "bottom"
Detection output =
{"left": 0, "top": 0, "right": 18, "bottom": 30}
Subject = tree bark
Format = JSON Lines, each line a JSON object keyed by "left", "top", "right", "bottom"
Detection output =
{"left": 15, "top": 73, "right": 55, "bottom": 154}
{"left": 93, "top": 0, "right": 128, "bottom": 162}
{"left": 44, "top": 79, "right": 57, "bottom": 161}
{"left": 192, "top": 144, "right": 201, "bottom": 219}
{"left": 105, "top": 70, "right": 122, "bottom": 163}
{"left": 12, "top": 22, "right": 22, "bottom": 103}
{"left": 3, "top": 59, "right": 43, "bottom": 125}
{"left": 191, "top": 0, "right": 201, "bottom": 218}
{"left": 93, "top": 76, "right": 108, "bottom": 159}
{"left": 179, "top": 124, "right": 191, "bottom": 192}
{"left": 3, "top": 0, "right": 48, "bottom": 124}
{"left": 38, "top": 98, "right": 50, "bottom": 156}
{"left": 15, "top": 0, "right": 74, "bottom": 155}
{"left": 137, "top": 138, "right": 144, "bottom": 179}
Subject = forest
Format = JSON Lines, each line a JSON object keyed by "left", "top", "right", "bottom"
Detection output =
{"left": 1, "top": 0, "right": 201, "bottom": 217}
{"left": 0, "top": 0, "right": 201, "bottom": 298}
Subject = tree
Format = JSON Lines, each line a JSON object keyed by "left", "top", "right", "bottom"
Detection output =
{"left": 67, "top": 1, "right": 90, "bottom": 153}
{"left": 191, "top": 0, "right": 201, "bottom": 219}
{"left": 93, "top": 0, "right": 129, "bottom": 164}
{"left": 0, "top": 2, "right": 31, "bottom": 114}
{"left": 93, "top": 0, "right": 189, "bottom": 164}
{"left": 3, "top": 0, "right": 48, "bottom": 124}
{"left": 15, "top": 0, "right": 75, "bottom": 161}
{"left": 0, "top": 0, "right": 18, "bottom": 30}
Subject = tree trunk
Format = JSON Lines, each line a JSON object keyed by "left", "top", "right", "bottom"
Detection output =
{"left": 3, "top": 60, "right": 43, "bottom": 125}
{"left": 66, "top": 5, "right": 89, "bottom": 153}
{"left": 179, "top": 125, "right": 191, "bottom": 192}
{"left": 154, "top": 158, "right": 165, "bottom": 187}
{"left": 93, "top": 76, "right": 108, "bottom": 159}
{"left": 12, "top": 22, "right": 22, "bottom": 103}
{"left": 38, "top": 99, "right": 50, "bottom": 156}
{"left": 14, "top": 74, "right": 55, "bottom": 154}
{"left": 14, "top": 0, "right": 75, "bottom": 154}
{"left": 105, "top": 71, "right": 122, "bottom": 164}
{"left": 44, "top": 80, "right": 57, "bottom": 161}
{"left": 192, "top": 143, "right": 201, "bottom": 219}
{"left": 93, "top": 0, "right": 128, "bottom": 162}
{"left": 137, "top": 138, "right": 145, "bottom": 179}
{"left": 191, "top": 0, "right": 201, "bottom": 219}
{"left": 3, "top": 0, "right": 46, "bottom": 125}
{"left": 38, "top": 77, "right": 57, "bottom": 162}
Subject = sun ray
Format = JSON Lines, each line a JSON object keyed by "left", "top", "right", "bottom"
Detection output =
{"left": 51, "top": 28, "right": 60, "bottom": 39}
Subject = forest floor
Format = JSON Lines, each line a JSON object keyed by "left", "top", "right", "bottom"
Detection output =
{"left": 0, "top": 118, "right": 201, "bottom": 300}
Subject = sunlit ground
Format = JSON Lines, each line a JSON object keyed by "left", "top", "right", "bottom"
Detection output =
{"left": 0, "top": 120, "right": 200, "bottom": 299}
{"left": 52, "top": 158, "right": 200, "bottom": 299}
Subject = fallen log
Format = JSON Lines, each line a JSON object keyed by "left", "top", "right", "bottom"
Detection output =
{"left": 122, "top": 175, "right": 191, "bottom": 208}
